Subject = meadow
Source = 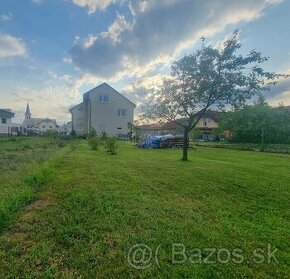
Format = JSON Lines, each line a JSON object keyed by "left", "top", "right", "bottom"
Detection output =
{"left": 0, "top": 138, "right": 289, "bottom": 278}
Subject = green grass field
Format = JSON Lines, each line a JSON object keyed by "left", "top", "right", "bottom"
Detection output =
{"left": 0, "top": 138, "right": 289, "bottom": 278}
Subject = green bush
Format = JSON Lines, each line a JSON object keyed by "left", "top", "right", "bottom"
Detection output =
{"left": 88, "top": 128, "right": 97, "bottom": 139}
{"left": 100, "top": 131, "right": 108, "bottom": 140}
{"left": 70, "top": 130, "right": 76, "bottom": 136}
{"left": 105, "top": 137, "right": 118, "bottom": 155}
{"left": 88, "top": 137, "right": 101, "bottom": 150}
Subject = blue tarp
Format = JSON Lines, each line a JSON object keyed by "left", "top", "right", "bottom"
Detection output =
{"left": 138, "top": 134, "right": 175, "bottom": 149}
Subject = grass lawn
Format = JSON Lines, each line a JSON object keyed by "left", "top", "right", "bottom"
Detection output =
{"left": 0, "top": 139, "right": 289, "bottom": 278}
{"left": 196, "top": 141, "right": 290, "bottom": 154}
{"left": 0, "top": 137, "right": 71, "bottom": 230}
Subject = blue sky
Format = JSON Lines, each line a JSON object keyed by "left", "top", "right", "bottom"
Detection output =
{"left": 1, "top": 0, "right": 290, "bottom": 123}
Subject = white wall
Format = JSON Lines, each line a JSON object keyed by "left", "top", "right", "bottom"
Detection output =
{"left": 0, "top": 124, "right": 9, "bottom": 135}
{"left": 71, "top": 103, "right": 85, "bottom": 136}
{"left": 71, "top": 85, "right": 135, "bottom": 137}
{"left": 89, "top": 85, "right": 135, "bottom": 136}
{"left": 0, "top": 117, "right": 12, "bottom": 135}
{"left": 37, "top": 119, "right": 57, "bottom": 134}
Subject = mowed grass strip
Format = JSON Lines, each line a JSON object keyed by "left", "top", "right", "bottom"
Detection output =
{"left": 0, "top": 141, "right": 289, "bottom": 278}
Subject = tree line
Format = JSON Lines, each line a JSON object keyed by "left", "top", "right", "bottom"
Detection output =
{"left": 217, "top": 103, "right": 290, "bottom": 144}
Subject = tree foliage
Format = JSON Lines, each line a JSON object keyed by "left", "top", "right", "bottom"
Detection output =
{"left": 143, "top": 30, "right": 288, "bottom": 160}
{"left": 219, "top": 103, "right": 290, "bottom": 144}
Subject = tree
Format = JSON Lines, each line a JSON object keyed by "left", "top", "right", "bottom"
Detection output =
{"left": 143, "top": 30, "right": 288, "bottom": 161}
{"left": 219, "top": 102, "right": 290, "bottom": 144}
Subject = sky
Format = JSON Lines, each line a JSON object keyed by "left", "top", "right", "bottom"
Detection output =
{"left": 1, "top": 0, "right": 290, "bottom": 124}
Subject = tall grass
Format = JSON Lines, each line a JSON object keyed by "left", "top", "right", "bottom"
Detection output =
{"left": 0, "top": 137, "right": 69, "bottom": 231}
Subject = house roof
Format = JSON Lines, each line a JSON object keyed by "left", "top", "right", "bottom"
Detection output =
{"left": 25, "top": 103, "right": 31, "bottom": 115}
{"left": 84, "top": 82, "right": 136, "bottom": 107}
{"left": 0, "top": 108, "right": 15, "bottom": 118}
{"left": 37, "top": 118, "right": 57, "bottom": 125}
{"left": 203, "top": 111, "right": 222, "bottom": 122}
{"left": 137, "top": 123, "right": 163, "bottom": 130}
{"left": 71, "top": 83, "right": 136, "bottom": 113}
{"left": 69, "top": 102, "right": 84, "bottom": 113}
{"left": 161, "top": 120, "right": 184, "bottom": 130}
{"left": 138, "top": 111, "right": 223, "bottom": 131}
{"left": 23, "top": 117, "right": 56, "bottom": 127}
{"left": 23, "top": 118, "right": 44, "bottom": 126}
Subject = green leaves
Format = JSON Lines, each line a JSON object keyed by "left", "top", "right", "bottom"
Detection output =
{"left": 143, "top": 30, "right": 288, "bottom": 126}
{"left": 219, "top": 103, "right": 290, "bottom": 144}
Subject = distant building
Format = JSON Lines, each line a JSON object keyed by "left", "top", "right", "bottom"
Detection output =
{"left": 137, "top": 111, "right": 222, "bottom": 140}
{"left": 70, "top": 83, "right": 136, "bottom": 137}
{"left": 0, "top": 108, "right": 15, "bottom": 136}
{"left": 22, "top": 103, "right": 58, "bottom": 135}
{"left": 58, "top": 121, "right": 72, "bottom": 135}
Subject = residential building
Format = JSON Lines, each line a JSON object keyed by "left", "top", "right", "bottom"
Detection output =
{"left": 22, "top": 103, "right": 58, "bottom": 135}
{"left": 136, "top": 111, "right": 222, "bottom": 140}
{"left": 70, "top": 83, "right": 136, "bottom": 137}
{"left": 58, "top": 121, "right": 72, "bottom": 135}
{"left": 0, "top": 109, "right": 15, "bottom": 136}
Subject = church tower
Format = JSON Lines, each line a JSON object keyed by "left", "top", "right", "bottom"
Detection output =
{"left": 25, "top": 102, "right": 31, "bottom": 120}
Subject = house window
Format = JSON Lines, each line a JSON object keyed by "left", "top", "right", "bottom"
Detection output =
{"left": 1, "top": 118, "right": 7, "bottom": 124}
{"left": 49, "top": 126, "right": 52, "bottom": 128}
{"left": 99, "top": 95, "right": 109, "bottom": 103}
{"left": 42, "top": 125, "right": 45, "bottom": 128}
{"left": 117, "top": 127, "right": 122, "bottom": 130}
{"left": 118, "top": 109, "right": 127, "bottom": 117}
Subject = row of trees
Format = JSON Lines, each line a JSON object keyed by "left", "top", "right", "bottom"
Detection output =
{"left": 217, "top": 103, "right": 290, "bottom": 144}
{"left": 143, "top": 30, "right": 288, "bottom": 160}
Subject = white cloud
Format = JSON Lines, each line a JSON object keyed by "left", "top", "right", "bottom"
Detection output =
{"left": 268, "top": 90, "right": 290, "bottom": 106}
{"left": 0, "top": 34, "right": 27, "bottom": 58}
{"left": 70, "top": 0, "right": 282, "bottom": 80}
{"left": 0, "top": 12, "right": 13, "bottom": 21}
{"left": 0, "top": 71, "right": 89, "bottom": 123}
{"left": 72, "top": 0, "right": 120, "bottom": 13}
{"left": 266, "top": 70, "right": 290, "bottom": 105}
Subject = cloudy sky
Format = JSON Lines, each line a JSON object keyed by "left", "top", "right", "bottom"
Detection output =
{"left": 1, "top": 0, "right": 290, "bottom": 123}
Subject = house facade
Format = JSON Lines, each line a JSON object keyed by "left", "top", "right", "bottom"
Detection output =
{"left": 22, "top": 103, "right": 58, "bottom": 135}
{"left": 58, "top": 121, "right": 72, "bottom": 135}
{"left": 137, "top": 111, "right": 222, "bottom": 140}
{"left": 0, "top": 109, "right": 15, "bottom": 136}
{"left": 70, "top": 83, "right": 136, "bottom": 137}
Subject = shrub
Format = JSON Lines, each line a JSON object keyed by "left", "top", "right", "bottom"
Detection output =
{"left": 105, "top": 137, "right": 118, "bottom": 155}
{"left": 88, "top": 137, "right": 101, "bottom": 150}
{"left": 100, "top": 131, "right": 108, "bottom": 141}
{"left": 88, "top": 128, "right": 97, "bottom": 139}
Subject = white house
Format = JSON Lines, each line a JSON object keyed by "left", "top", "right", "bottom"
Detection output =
{"left": 22, "top": 103, "right": 58, "bottom": 135}
{"left": 70, "top": 83, "right": 136, "bottom": 137}
{"left": 58, "top": 121, "right": 72, "bottom": 135}
{"left": 0, "top": 109, "right": 15, "bottom": 136}
{"left": 137, "top": 111, "right": 222, "bottom": 140}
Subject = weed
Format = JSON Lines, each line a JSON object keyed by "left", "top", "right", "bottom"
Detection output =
{"left": 105, "top": 137, "right": 118, "bottom": 155}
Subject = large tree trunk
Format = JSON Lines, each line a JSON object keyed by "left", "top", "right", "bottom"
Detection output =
{"left": 182, "top": 128, "right": 189, "bottom": 161}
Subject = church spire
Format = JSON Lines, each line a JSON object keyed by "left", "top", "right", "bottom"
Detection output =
{"left": 25, "top": 102, "right": 31, "bottom": 119}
